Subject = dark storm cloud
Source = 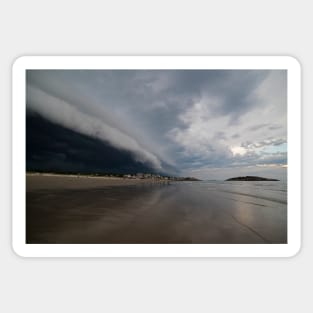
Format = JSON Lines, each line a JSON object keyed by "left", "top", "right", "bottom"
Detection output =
{"left": 26, "top": 111, "right": 161, "bottom": 174}
{"left": 26, "top": 69, "right": 287, "bottom": 179}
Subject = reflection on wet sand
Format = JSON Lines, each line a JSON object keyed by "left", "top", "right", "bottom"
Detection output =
{"left": 26, "top": 175, "right": 287, "bottom": 244}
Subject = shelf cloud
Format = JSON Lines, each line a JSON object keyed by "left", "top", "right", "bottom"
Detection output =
{"left": 27, "top": 84, "right": 163, "bottom": 170}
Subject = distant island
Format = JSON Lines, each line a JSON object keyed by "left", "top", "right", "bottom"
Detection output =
{"left": 225, "top": 176, "right": 279, "bottom": 181}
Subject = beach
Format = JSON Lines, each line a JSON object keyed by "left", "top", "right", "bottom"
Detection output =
{"left": 26, "top": 174, "right": 287, "bottom": 244}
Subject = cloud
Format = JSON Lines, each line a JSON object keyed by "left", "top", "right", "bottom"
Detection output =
{"left": 241, "top": 138, "right": 286, "bottom": 149}
{"left": 26, "top": 69, "right": 287, "bottom": 179}
{"left": 187, "top": 164, "right": 287, "bottom": 181}
{"left": 27, "top": 85, "right": 162, "bottom": 169}
{"left": 26, "top": 112, "right": 162, "bottom": 174}
{"left": 166, "top": 70, "right": 287, "bottom": 174}
{"left": 248, "top": 123, "right": 269, "bottom": 131}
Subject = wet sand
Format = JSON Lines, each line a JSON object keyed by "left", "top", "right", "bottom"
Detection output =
{"left": 26, "top": 173, "right": 158, "bottom": 191}
{"left": 26, "top": 174, "right": 287, "bottom": 244}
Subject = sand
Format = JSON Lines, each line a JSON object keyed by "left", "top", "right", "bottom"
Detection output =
{"left": 26, "top": 174, "right": 287, "bottom": 244}
{"left": 26, "top": 173, "right": 161, "bottom": 191}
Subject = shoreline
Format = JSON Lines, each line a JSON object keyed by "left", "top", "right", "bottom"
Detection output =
{"left": 27, "top": 172, "right": 132, "bottom": 180}
{"left": 26, "top": 172, "right": 170, "bottom": 191}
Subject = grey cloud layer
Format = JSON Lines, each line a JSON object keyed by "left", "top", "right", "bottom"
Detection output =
{"left": 27, "top": 84, "right": 163, "bottom": 169}
{"left": 27, "top": 69, "right": 287, "bottom": 179}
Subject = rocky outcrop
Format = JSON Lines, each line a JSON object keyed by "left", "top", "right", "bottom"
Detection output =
{"left": 225, "top": 176, "right": 279, "bottom": 181}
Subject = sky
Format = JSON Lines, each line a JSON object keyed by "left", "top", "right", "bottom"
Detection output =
{"left": 26, "top": 69, "right": 287, "bottom": 180}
